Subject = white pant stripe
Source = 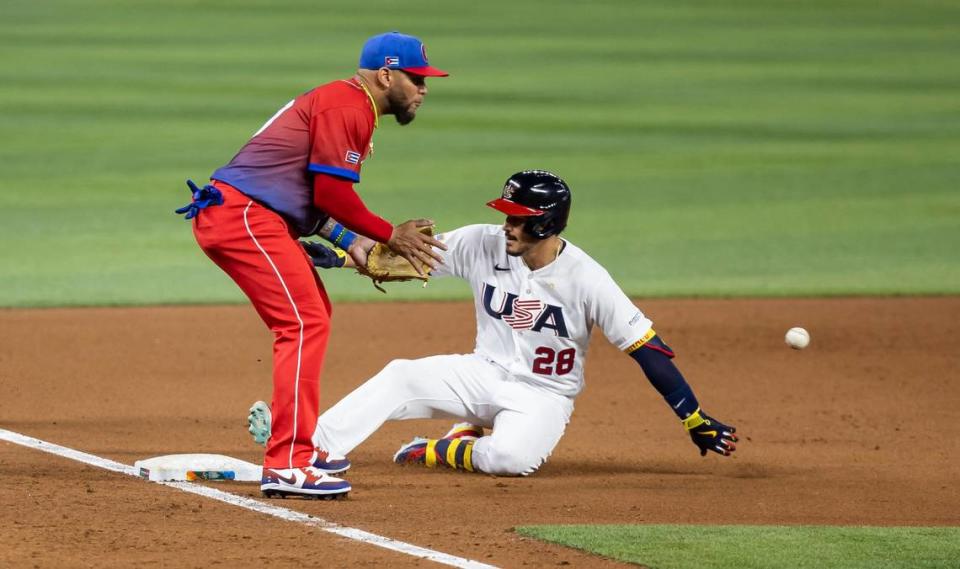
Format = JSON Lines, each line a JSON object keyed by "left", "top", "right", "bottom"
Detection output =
{"left": 243, "top": 201, "right": 304, "bottom": 469}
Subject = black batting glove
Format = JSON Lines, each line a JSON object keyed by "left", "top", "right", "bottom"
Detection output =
{"left": 683, "top": 409, "right": 738, "bottom": 457}
{"left": 302, "top": 241, "right": 347, "bottom": 269}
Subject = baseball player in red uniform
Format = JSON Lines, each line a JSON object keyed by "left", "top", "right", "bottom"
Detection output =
{"left": 248, "top": 171, "right": 738, "bottom": 482}
{"left": 176, "top": 31, "right": 448, "bottom": 499}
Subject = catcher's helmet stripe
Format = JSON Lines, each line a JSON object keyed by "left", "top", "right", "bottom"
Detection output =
{"left": 486, "top": 198, "right": 543, "bottom": 216}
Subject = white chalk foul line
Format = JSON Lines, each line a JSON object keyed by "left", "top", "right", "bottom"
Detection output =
{"left": 0, "top": 428, "right": 497, "bottom": 569}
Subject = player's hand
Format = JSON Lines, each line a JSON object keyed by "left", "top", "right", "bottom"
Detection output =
{"left": 388, "top": 219, "right": 447, "bottom": 275}
{"left": 684, "top": 409, "right": 738, "bottom": 457}
{"left": 302, "top": 241, "right": 349, "bottom": 269}
{"left": 346, "top": 234, "right": 375, "bottom": 268}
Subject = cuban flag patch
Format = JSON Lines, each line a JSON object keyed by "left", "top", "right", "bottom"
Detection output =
{"left": 384, "top": 56, "right": 399, "bottom": 66}
{"left": 344, "top": 150, "right": 362, "bottom": 164}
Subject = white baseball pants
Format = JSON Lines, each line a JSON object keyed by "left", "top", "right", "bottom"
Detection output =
{"left": 312, "top": 353, "right": 574, "bottom": 475}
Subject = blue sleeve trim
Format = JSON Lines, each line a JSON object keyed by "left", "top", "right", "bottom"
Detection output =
{"left": 308, "top": 163, "right": 360, "bottom": 183}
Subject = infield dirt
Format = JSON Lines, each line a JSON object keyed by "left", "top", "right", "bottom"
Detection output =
{"left": 1, "top": 298, "right": 958, "bottom": 567}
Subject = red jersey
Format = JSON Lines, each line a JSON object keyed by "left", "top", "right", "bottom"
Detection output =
{"left": 212, "top": 79, "right": 375, "bottom": 236}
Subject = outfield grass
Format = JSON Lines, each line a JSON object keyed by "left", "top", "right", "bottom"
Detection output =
{"left": 1, "top": 0, "right": 958, "bottom": 306}
{"left": 516, "top": 524, "right": 960, "bottom": 569}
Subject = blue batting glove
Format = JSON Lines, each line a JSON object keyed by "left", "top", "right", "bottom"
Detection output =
{"left": 683, "top": 409, "right": 738, "bottom": 457}
{"left": 302, "top": 241, "right": 347, "bottom": 269}
{"left": 175, "top": 179, "right": 223, "bottom": 220}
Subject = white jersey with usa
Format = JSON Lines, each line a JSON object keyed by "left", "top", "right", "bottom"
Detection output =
{"left": 433, "top": 224, "right": 653, "bottom": 398}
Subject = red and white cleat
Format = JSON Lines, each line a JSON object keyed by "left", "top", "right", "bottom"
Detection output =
{"left": 260, "top": 466, "right": 350, "bottom": 500}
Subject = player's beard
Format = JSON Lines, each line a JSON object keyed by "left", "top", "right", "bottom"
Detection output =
{"left": 387, "top": 89, "right": 417, "bottom": 125}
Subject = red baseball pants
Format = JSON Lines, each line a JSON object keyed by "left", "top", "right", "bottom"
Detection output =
{"left": 193, "top": 181, "right": 330, "bottom": 469}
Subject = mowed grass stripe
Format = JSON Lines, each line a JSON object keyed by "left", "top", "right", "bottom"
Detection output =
{"left": 1, "top": 0, "right": 958, "bottom": 306}
{"left": 516, "top": 524, "right": 960, "bottom": 569}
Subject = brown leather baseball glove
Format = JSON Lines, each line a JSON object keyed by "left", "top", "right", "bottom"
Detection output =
{"left": 357, "top": 226, "right": 433, "bottom": 293}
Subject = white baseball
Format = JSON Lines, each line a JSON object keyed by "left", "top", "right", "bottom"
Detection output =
{"left": 785, "top": 327, "right": 810, "bottom": 349}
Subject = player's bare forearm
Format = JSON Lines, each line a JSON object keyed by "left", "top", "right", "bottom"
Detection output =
{"left": 318, "top": 218, "right": 375, "bottom": 267}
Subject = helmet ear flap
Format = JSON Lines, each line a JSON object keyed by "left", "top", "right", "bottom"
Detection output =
{"left": 524, "top": 216, "right": 553, "bottom": 239}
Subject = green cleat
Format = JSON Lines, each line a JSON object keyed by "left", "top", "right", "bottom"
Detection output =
{"left": 247, "top": 400, "right": 271, "bottom": 446}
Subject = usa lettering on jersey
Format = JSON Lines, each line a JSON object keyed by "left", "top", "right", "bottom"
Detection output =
{"left": 432, "top": 224, "right": 653, "bottom": 398}
{"left": 481, "top": 283, "right": 570, "bottom": 338}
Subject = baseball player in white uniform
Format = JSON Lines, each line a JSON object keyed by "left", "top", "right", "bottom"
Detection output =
{"left": 248, "top": 170, "right": 738, "bottom": 482}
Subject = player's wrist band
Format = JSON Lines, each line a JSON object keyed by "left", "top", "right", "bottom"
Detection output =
{"left": 324, "top": 223, "right": 358, "bottom": 250}
{"left": 682, "top": 408, "right": 706, "bottom": 431}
